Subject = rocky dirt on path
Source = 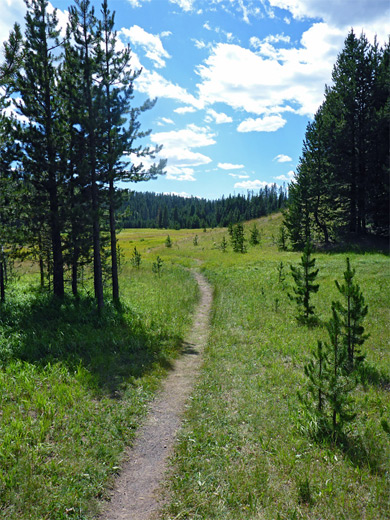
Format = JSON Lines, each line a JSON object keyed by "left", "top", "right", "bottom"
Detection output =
{"left": 99, "top": 270, "right": 212, "bottom": 520}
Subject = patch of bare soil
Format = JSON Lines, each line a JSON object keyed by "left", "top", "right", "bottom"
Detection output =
{"left": 99, "top": 270, "right": 212, "bottom": 520}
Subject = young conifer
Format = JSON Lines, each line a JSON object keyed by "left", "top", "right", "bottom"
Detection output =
{"left": 301, "top": 308, "right": 358, "bottom": 442}
{"left": 333, "top": 257, "right": 368, "bottom": 372}
{"left": 249, "top": 223, "right": 260, "bottom": 246}
{"left": 231, "top": 223, "right": 246, "bottom": 253}
{"left": 289, "top": 240, "right": 319, "bottom": 323}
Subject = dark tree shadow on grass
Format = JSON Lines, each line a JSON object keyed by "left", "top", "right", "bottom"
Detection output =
{"left": 0, "top": 290, "right": 183, "bottom": 396}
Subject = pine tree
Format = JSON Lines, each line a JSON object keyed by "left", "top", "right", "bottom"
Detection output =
{"left": 96, "top": 0, "right": 165, "bottom": 302}
{"left": 301, "top": 308, "right": 357, "bottom": 442}
{"left": 69, "top": 0, "right": 104, "bottom": 310}
{"left": 249, "top": 223, "right": 260, "bottom": 246}
{"left": 333, "top": 258, "right": 368, "bottom": 372}
{"left": 15, "top": 0, "right": 65, "bottom": 297}
{"left": 230, "top": 223, "right": 246, "bottom": 253}
{"left": 289, "top": 240, "right": 319, "bottom": 323}
{"left": 220, "top": 235, "right": 228, "bottom": 252}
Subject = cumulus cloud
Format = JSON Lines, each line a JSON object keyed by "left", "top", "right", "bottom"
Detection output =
{"left": 149, "top": 124, "right": 215, "bottom": 181}
{"left": 133, "top": 67, "right": 203, "bottom": 109}
{"left": 157, "top": 117, "right": 175, "bottom": 126}
{"left": 234, "top": 180, "right": 274, "bottom": 190}
{"left": 196, "top": 26, "right": 348, "bottom": 119}
{"left": 205, "top": 109, "right": 232, "bottom": 124}
{"left": 151, "top": 124, "right": 216, "bottom": 149}
{"left": 121, "top": 25, "right": 171, "bottom": 68}
{"left": 237, "top": 115, "right": 286, "bottom": 132}
{"left": 218, "top": 162, "right": 245, "bottom": 170}
{"left": 268, "top": 0, "right": 390, "bottom": 30}
{"left": 274, "top": 154, "right": 292, "bottom": 162}
{"left": 174, "top": 106, "right": 197, "bottom": 114}
{"left": 275, "top": 170, "right": 296, "bottom": 181}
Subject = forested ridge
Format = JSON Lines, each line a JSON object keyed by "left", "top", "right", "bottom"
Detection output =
{"left": 117, "top": 185, "right": 288, "bottom": 230}
{"left": 283, "top": 31, "right": 390, "bottom": 249}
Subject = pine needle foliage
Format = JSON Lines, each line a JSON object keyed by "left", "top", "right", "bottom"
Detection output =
{"left": 289, "top": 240, "right": 319, "bottom": 324}
{"left": 333, "top": 257, "right": 368, "bottom": 373}
{"left": 300, "top": 309, "right": 358, "bottom": 443}
{"left": 230, "top": 223, "right": 247, "bottom": 253}
{"left": 249, "top": 223, "right": 260, "bottom": 246}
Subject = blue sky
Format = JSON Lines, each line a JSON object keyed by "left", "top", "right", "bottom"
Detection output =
{"left": 1, "top": 0, "right": 389, "bottom": 199}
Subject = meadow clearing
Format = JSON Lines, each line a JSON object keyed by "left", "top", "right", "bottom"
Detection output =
{"left": 0, "top": 213, "right": 389, "bottom": 519}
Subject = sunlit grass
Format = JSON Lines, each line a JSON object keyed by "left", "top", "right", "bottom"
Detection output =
{"left": 1, "top": 213, "right": 389, "bottom": 519}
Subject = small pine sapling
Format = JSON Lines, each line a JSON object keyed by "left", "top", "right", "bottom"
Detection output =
{"left": 249, "top": 223, "right": 261, "bottom": 246}
{"left": 231, "top": 223, "right": 247, "bottom": 253}
{"left": 220, "top": 235, "right": 228, "bottom": 252}
{"left": 277, "top": 224, "right": 288, "bottom": 251}
{"left": 165, "top": 235, "right": 172, "bottom": 248}
{"left": 227, "top": 222, "right": 234, "bottom": 238}
{"left": 193, "top": 234, "right": 198, "bottom": 246}
{"left": 300, "top": 307, "right": 358, "bottom": 443}
{"left": 289, "top": 240, "right": 319, "bottom": 324}
{"left": 277, "top": 261, "right": 286, "bottom": 284}
{"left": 333, "top": 258, "right": 368, "bottom": 373}
{"left": 152, "top": 256, "right": 163, "bottom": 277}
{"left": 131, "top": 246, "right": 141, "bottom": 268}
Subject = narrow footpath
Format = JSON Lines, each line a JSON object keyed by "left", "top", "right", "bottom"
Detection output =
{"left": 100, "top": 270, "right": 212, "bottom": 520}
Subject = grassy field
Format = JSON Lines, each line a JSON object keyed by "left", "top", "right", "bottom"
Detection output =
{"left": 0, "top": 214, "right": 389, "bottom": 519}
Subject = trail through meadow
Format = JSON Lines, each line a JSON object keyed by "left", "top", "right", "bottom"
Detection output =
{"left": 100, "top": 270, "right": 212, "bottom": 520}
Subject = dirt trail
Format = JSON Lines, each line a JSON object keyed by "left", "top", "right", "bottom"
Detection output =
{"left": 100, "top": 270, "right": 212, "bottom": 520}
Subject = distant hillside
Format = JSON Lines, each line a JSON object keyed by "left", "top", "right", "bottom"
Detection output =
{"left": 116, "top": 185, "right": 288, "bottom": 229}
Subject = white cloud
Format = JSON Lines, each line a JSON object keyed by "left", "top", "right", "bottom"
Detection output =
{"left": 127, "top": 0, "right": 151, "bottom": 7}
{"left": 133, "top": 67, "right": 203, "bottom": 109}
{"left": 166, "top": 167, "right": 197, "bottom": 181}
{"left": 205, "top": 109, "right": 232, "bottom": 124}
{"left": 268, "top": 0, "right": 390, "bottom": 30}
{"left": 174, "top": 106, "right": 197, "bottom": 114}
{"left": 250, "top": 33, "right": 291, "bottom": 49}
{"left": 121, "top": 25, "right": 170, "bottom": 68}
{"left": 164, "top": 191, "right": 192, "bottom": 197}
{"left": 157, "top": 117, "right": 175, "bottom": 126}
{"left": 275, "top": 170, "right": 296, "bottom": 181}
{"left": 194, "top": 39, "right": 207, "bottom": 49}
{"left": 234, "top": 180, "right": 274, "bottom": 190}
{"left": 218, "top": 162, "right": 245, "bottom": 170}
{"left": 196, "top": 23, "right": 352, "bottom": 119}
{"left": 229, "top": 173, "right": 250, "bottom": 179}
{"left": 150, "top": 124, "right": 215, "bottom": 181}
{"left": 151, "top": 124, "right": 216, "bottom": 149}
{"left": 237, "top": 115, "right": 286, "bottom": 132}
{"left": 0, "top": 0, "right": 25, "bottom": 45}
{"left": 274, "top": 154, "right": 292, "bottom": 162}
{"left": 169, "top": 0, "right": 195, "bottom": 11}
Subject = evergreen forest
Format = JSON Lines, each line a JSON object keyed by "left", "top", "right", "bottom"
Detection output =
{"left": 117, "top": 185, "right": 288, "bottom": 230}
{"left": 283, "top": 31, "right": 389, "bottom": 250}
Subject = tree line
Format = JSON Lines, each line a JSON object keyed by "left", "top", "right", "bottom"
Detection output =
{"left": 117, "top": 185, "right": 288, "bottom": 230}
{"left": 0, "top": 0, "right": 165, "bottom": 309}
{"left": 284, "top": 30, "right": 389, "bottom": 249}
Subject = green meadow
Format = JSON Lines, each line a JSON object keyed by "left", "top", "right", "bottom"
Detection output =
{"left": 0, "top": 214, "right": 389, "bottom": 519}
